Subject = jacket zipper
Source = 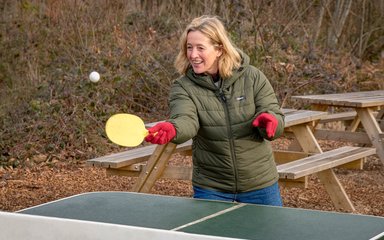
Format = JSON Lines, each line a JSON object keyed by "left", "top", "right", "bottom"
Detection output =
{"left": 217, "top": 88, "right": 238, "bottom": 193}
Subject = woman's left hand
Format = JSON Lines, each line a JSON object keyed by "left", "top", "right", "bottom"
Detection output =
{"left": 252, "top": 113, "right": 278, "bottom": 138}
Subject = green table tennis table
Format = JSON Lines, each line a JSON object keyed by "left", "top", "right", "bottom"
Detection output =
{"left": 2, "top": 191, "right": 384, "bottom": 240}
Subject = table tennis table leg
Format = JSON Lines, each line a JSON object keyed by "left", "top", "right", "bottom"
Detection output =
{"left": 132, "top": 143, "right": 177, "bottom": 193}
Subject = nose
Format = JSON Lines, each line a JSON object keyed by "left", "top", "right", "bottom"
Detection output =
{"left": 189, "top": 47, "right": 198, "bottom": 58}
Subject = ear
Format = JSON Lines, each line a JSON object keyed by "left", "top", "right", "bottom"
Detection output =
{"left": 216, "top": 47, "right": 223, "bottom": 58}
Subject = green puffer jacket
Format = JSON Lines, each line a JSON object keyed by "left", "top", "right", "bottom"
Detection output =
{"left": 167, "top": 51, "right": 285, "bottom": 193}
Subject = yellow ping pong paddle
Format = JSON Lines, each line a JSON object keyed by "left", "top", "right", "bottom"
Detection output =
{"left": 105, "top": 113, "right": 149, "bottom": 147}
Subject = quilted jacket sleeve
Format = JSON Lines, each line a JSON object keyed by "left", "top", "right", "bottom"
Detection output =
{"left": 167, "top": 79, "right": 199, "bottom": 144}
{"left": 252, "top": 67, "right": 285, "bottom": 140}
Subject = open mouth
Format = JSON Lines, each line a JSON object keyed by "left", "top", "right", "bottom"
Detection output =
{"left": 191, "top": 61, "right": 203, "bottom": 65}
{"left": 191, "top": 60, "right": 204, "bottom": 70}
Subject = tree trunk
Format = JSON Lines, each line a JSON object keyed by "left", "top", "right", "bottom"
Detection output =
{"left": 327, "top": 0, "right": 353, "bottom": 50}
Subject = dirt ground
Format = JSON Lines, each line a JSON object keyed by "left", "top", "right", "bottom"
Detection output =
{"left": 0, "top": 139, "right": 383, "bottom": 217}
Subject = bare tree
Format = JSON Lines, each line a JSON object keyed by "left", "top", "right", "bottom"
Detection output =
{"left": 352, "top": 0, "right": 384, "bottom": 60}
{"left": 312, "top": 0, "right": 329, "bottom": 46}
{"left": 326, "top": 0, "right": 353, "bottom": 50}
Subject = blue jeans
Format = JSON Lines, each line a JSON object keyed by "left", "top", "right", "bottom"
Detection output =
{"left": 193, "top": 182, "right": 283, "bottom": 206}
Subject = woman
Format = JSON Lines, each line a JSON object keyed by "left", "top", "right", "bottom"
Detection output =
{"left": 145, "top": 15, "right": 285, "bottom": 206}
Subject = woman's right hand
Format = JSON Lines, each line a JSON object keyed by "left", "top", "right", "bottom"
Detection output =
{"left": 144, "top": 122, "right": 176, "bottom": 145}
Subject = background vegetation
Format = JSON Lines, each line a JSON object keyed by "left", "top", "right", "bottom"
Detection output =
{"left": 0, "top": 0, "right": 383, "bottom": 168}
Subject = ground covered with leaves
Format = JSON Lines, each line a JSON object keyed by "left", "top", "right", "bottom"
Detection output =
{"left": 1, "top": 1, "right": 383, "bottom": 223}
{"left": 1, "top": 139, "right": 383, "bottom": 217}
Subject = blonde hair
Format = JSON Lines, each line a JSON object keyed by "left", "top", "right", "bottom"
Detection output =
{"left": 174, "top": 15, "right": 241, "bottom": 78}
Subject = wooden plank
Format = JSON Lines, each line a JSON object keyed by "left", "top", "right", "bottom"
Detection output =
{"left": 289, "top": 124, "right": 322, "bottom": 153}
{"left": 292, "top": 90, "right": 384, "bottom": 108}
{"left": 132, "top": 143, "right": 177, "bottom": 193}
{"left": 106, "top": 168, "right": 140, "bottom": 177}
{"left": 277, "top": 147, "right": 376, "bottom": 179}
{"left": 274, "top": 151, "right": 309, "bottom": 165}
{"left": 346, "top": 115, "right": 361, "bottom": 132}
{"left": 107, "top": 150, "right": 310, "bottom": 182}
{"left": 284, "top": 110, "right": 327, "bottom": 128}
{"left": 356, "top": 108, "right": 384, "bottom": 164}
{"left": 274, "top": 150, "right": 310, "bottom": 187}
{"left": 277, "top": 146, "right": 376, "bottom": 213}
{"left": 285, "top": 139, "right": 303, "bottom": 152}
{"left": 281, "top": 108, "right": 297, "bottom": 114}
{"left": 87, "top": 140, "right": 192, "bottom": 169}
{"left": 87, "top": 145, "right": 157, "bottom": 168}
{"left": 275, "top": 145, "right": 364, "bottom": 172}
{"left": 281, "top": 148, "right": 372, "bottom": 179}
{"left": 319, "top": 111, "right": 356, "bottom": 123}
{"left": 278, "top": 177, "right": 307, "bottom": 188}
{"left": 316, "top": 169, "right": 355, "bottom": 212}
{"left": 339, "top": 159, "right": 364, "bottom": 170}
{"left": 293, "top": 91, "right": 383, "bottom": 100}
{"left": 313, "top": 129, "right": 371, "bottom": 144}
{"left": 310, "top": 104, "right": 328, "bottom": 112}
{"left": 109, "top": 164, "right": 309, "bottom": 188}
{"left": 107, "top": 164, "right": 312, "bottom": 188}
{"left": 107, "top": 165, "right": 193, "bottom": 180}
{"left": 161, "top": 166, "right": 193, "bottom": 180}
{"left": 312, "top": 91, "right": 383, "bottom": 99}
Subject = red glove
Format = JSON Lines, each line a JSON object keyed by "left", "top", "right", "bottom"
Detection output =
{"left": 252, "top": 113, "right": 278, "bottom": 138}
{"left": 144, "top": 122, "right": 176, "bottom": 145}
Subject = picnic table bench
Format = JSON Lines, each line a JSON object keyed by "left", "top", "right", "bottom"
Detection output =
{"left": 87, "top": 109, "right": 376, "bottom": 212}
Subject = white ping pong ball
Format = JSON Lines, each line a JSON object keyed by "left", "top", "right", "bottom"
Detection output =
{"left": 89, "top": 71, "right": 100, "bottom": 83}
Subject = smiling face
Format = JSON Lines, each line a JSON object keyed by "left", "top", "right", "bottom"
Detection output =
{"left": 186, "top": 30, "right": 222, "bottom": 76}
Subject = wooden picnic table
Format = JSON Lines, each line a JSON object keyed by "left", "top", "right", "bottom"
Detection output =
{"left": 292, "top": 90, "right": 384, "bottom": 165}
{"left": 132, "top": 109, "right": 327, "bottom": 192}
